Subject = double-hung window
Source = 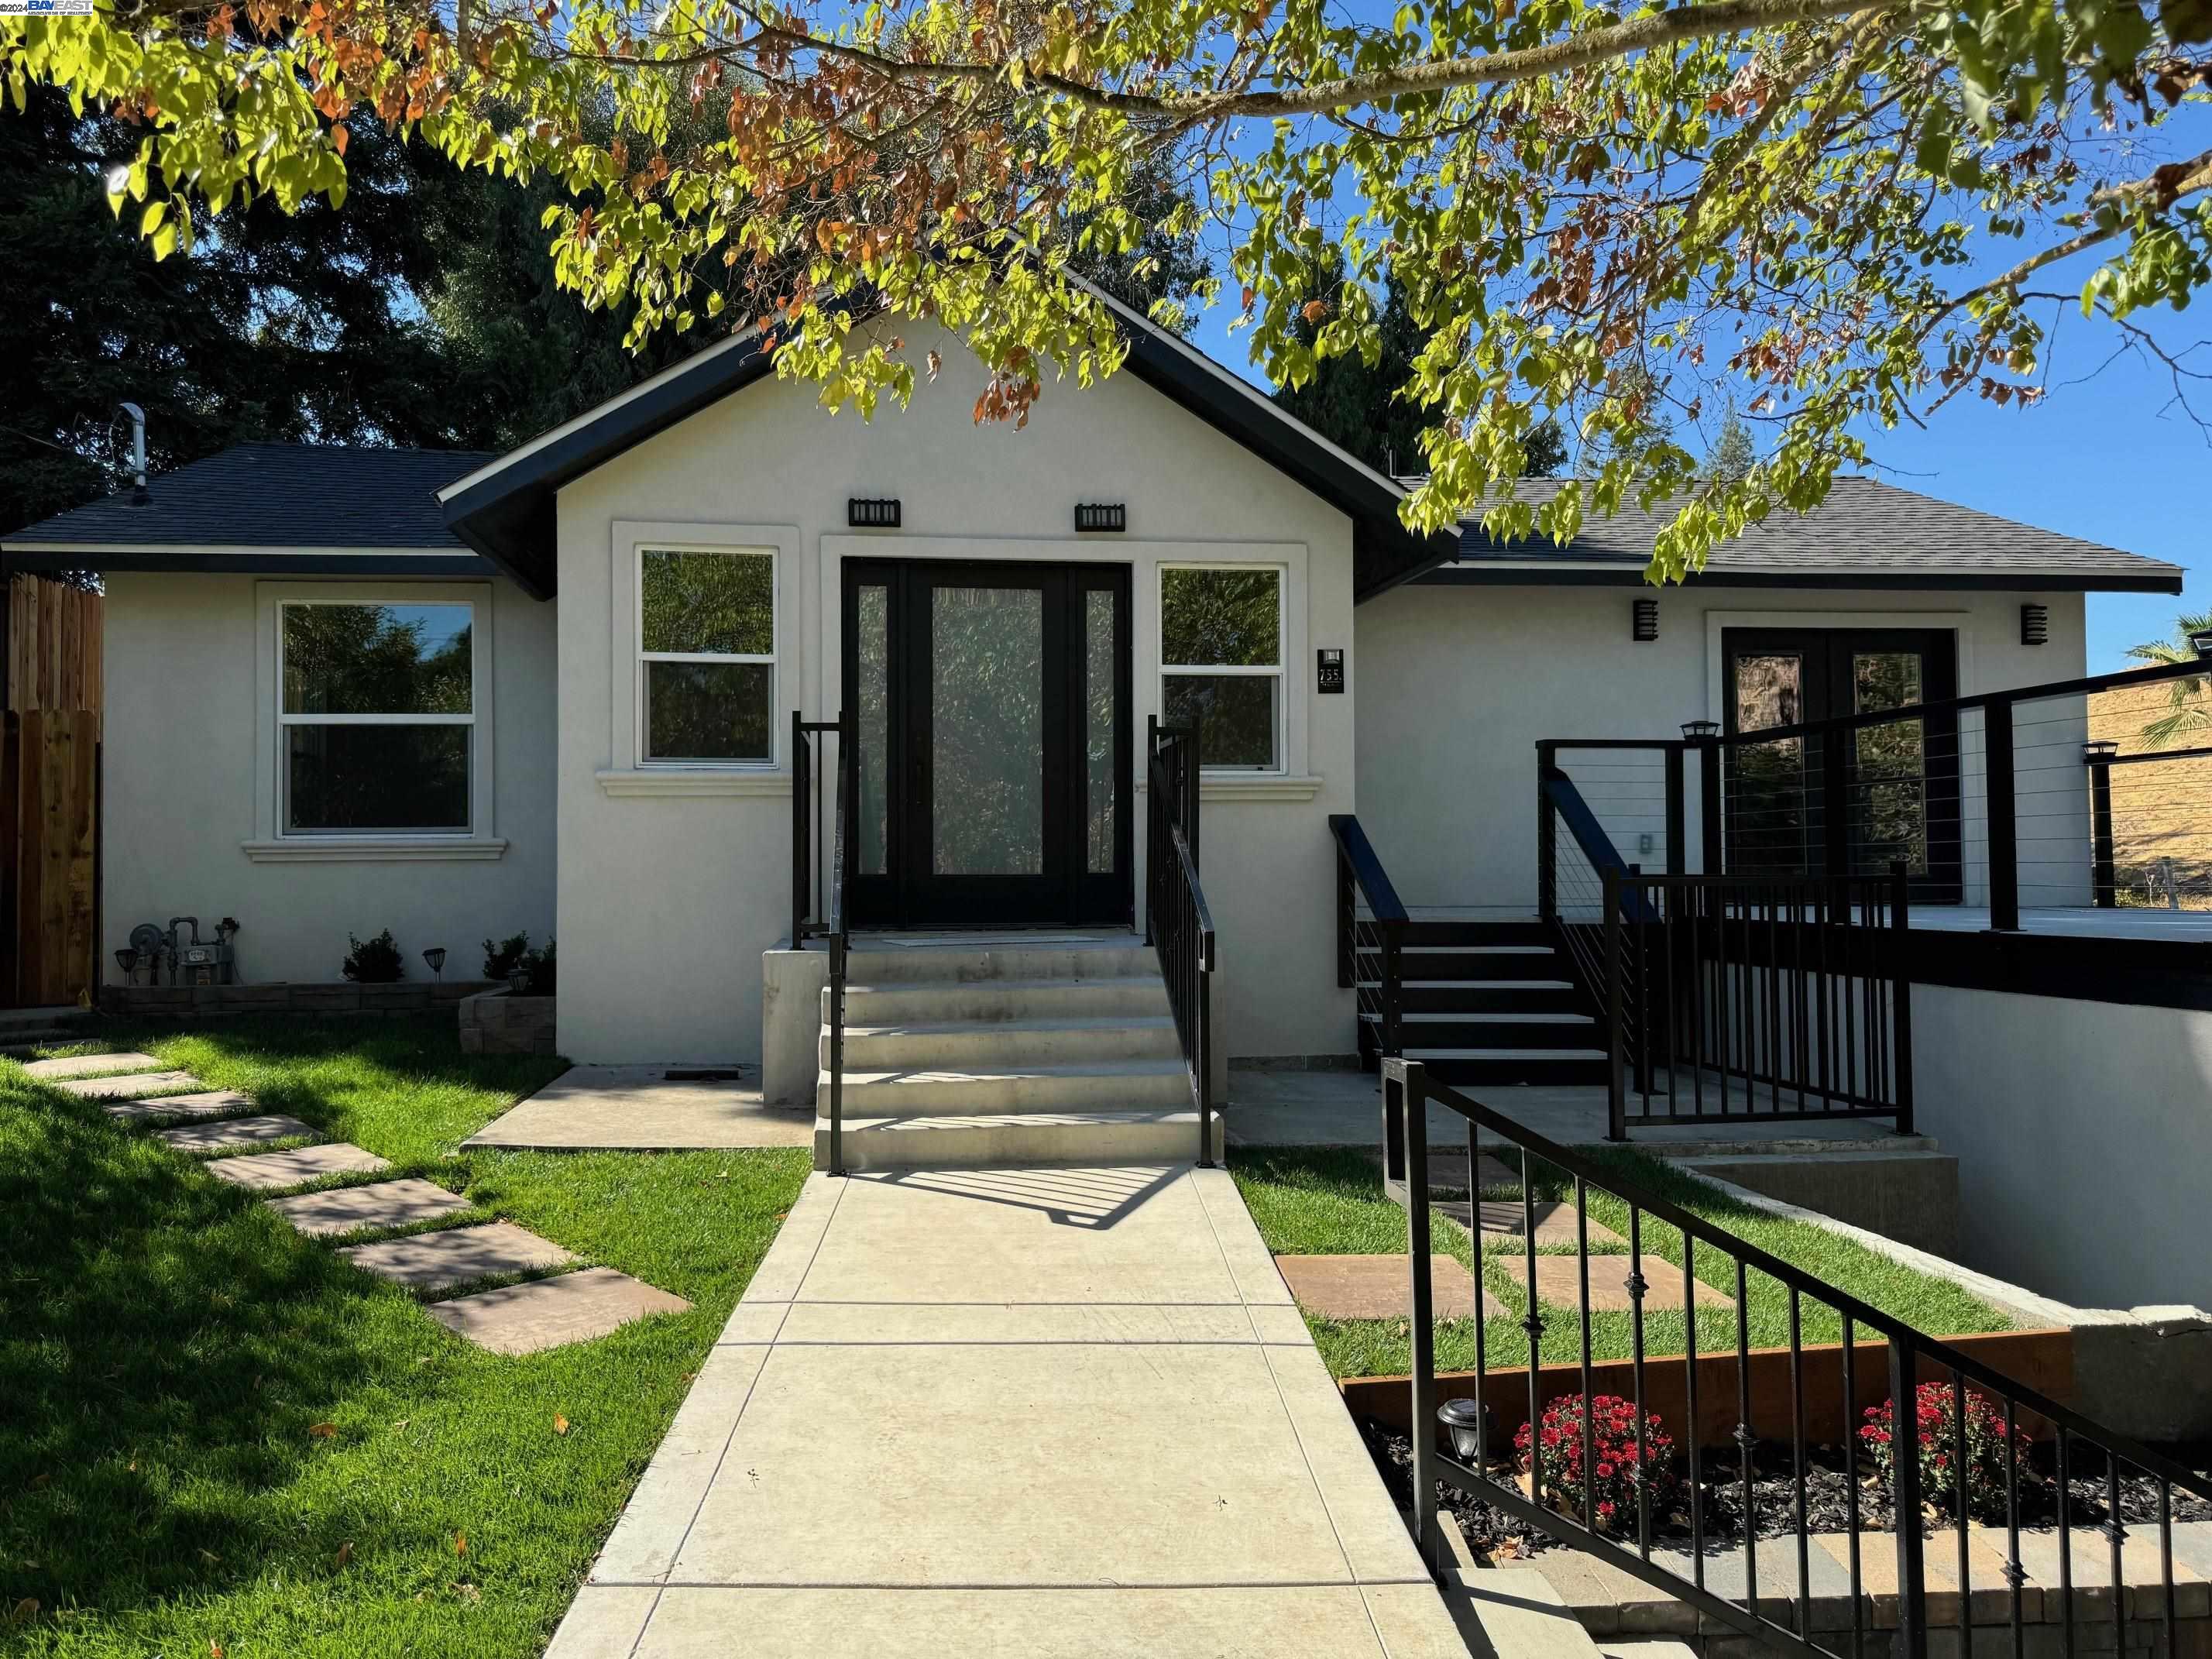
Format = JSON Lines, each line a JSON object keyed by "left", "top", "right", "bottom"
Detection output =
{"left": 1160, "top": 565, "right": 1283, "bottom": 771}
{"left": 639, "top": 547, "right": 777, "bottom": 764}
{"left": 280, "top": 599, "right": 475, "bottom": 833}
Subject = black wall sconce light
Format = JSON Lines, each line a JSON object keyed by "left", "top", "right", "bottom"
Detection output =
{"left": 2021, "top": 603, "right": 2049, "bottom": 646}
{"left": 1074, "top": 503, "right": 1126, "bottom": 533}
{"left": 2192, "top": 628, "right": 2212, "bottom": 660}
{"left": 847, "top": 497, "right": 902, "bottom": 529}
{"left": 1632, "top": 596, "right": 1659, "bottom": 642}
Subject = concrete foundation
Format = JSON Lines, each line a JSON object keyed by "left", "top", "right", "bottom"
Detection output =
{"left": 1675, "top": 1148, "right": 1961, "bottom": 1258}
{"left": 761, "top": 943, "right": 829, "bottom": 1106}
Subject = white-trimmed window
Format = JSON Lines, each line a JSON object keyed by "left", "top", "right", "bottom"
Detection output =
{"left": 639, "top": 546, "right": 777, "bottom": 764}
{"left": 1160, "top": 564, "right": 1284, "bottom": 771}
{"left": 279, "top": 599, "right": 476, "bottom": 833}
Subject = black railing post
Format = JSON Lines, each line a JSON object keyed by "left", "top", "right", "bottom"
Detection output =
{"left": 1537, "top": 742, "right": 1558, "bottom": 922}
{"left": 1820, "top": 727, "right": 1850, "bottom": 878}
{"left": 1605, "top": 864, "right": 1627, "bottom": 1142}
{"left": 1890, "top": 1333, "right": 1930, "bottom": 1659}
{"left": 1889, "top": 860, "right": 1915, "bottom": 1139}
{"left": 1699, "top": 736, "right": 1725, "bottom": 876}
{"left": 1398, "top": 1059, "right": 1441, "bottom": 1571}
{"left": 1143, "top": 715, "right": 1158, "bottom": 946}
{"left": 1382, "top": 919, "right": 1404, "bottom": 1060}
{"left": 1335, "top": 847, "right": 1354, "bottom": 988}
{"left": 1986, "top": 699, "right": 2020, "bottom": 930}
{"left": 790, "top": 709, "right": 809, "bottom": 948}
{"left": 2087, "top": 750, "right": 2118, "bottom": 908}
{"left": 1664, "top": 744, "right": 1686, "bottom": 876}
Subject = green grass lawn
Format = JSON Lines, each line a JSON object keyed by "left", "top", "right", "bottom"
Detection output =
{"left": 1231, "top": 1145, "right": 2011, "bottom": 1381}
{"left": 0, "top": 1017, "right": 809, "bottom": 1658}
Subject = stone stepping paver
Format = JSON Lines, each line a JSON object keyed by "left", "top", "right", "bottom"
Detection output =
{"left": 1276, "top": 1253, "right": 1496, "bottom": 1321}
{"left": 266, "top": 1176, "right": 476, "bottom": 1238}
{"left": 22, "top": 1051, "right": 166, "bottom": 1080}
{"left": 1529, "top": 1252, "right": 1732, "bottom": 1313}
{"left": 1454, "top": 1197, "right": 1627, "bottom": 1249}
{"left": 428, "top": 1266, "right": 690, "bottom": 1355}
{"left": 157, "top": 1114, "right": 321, "bottom": 1154}
{"left": 104, "top": 1090, "right": 256, "bottom": 1123}
{"left": 54, "top": 1069, "right": 203, "bottom": 1100}
{"left": 340, "top": 1221, "right": 577, "bottom": 1292}
{"left": 204, "top": 1142, "right": 390, "bottom": 1190}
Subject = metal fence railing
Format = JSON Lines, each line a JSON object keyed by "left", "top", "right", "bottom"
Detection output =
{"left": 1382, "top": 1055, "right": 2212, "bottom": 1659}
{"left": 791, "top": 709, "right": 854, "bottom": 1174}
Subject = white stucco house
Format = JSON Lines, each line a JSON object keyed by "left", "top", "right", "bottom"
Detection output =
{"left": 6, "top": 300, "right": 2199, "bottom": 1220}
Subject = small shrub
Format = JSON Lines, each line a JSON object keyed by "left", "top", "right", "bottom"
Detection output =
{"left": 1861, "top": 1382, "right": 2017, "bottom": 1523}
{"left": 342, "top": 930, "right": 405, "bottom": 984}
{"left": 1516, "top": 1393, "right": 1680, "bottom": 1531}
{"left": 483, "top": 931, "right": 532, "bottom": 981}
{"left": 519, "top": 939, "right": 556, "bottom": 998}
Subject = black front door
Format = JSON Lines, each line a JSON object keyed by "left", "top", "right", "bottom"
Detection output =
{"left": 845, "top": 559, "right": 1132, "bottom": 928}
{"left": 1722, "top": 627, "right": 1963, "bottom": 902}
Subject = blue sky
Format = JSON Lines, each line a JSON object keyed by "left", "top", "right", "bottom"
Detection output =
{"left": 1176, "top": 111, "right": 2208, "bottom": 673}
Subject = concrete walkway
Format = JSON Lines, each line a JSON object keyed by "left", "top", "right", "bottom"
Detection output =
{"left": 549, "top": 1163, "right": 1465, "bottom": 1657}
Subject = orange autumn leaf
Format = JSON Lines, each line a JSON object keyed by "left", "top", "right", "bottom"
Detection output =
{"left": 552, "top": 1413, "right": 569, "bottom": 1436}
{"left": 455, "top": 1531, "right": 468, "bottom": 1557}
{"left": 308, "top": 1422, "right": 337, "bottom": 1438}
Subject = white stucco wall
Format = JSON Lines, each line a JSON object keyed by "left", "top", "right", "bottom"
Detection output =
{"left": 101, "top": 572, "right": 557, "bottom": 985}
{"left": 553, "top": 325, "right": 1360, "bottom": 1065}
{"left": 1911, "top": 984, "right": 2212, "bottom": 1311}
{"left": 1354, "top": 582, "right": 2088, "bottom": 908}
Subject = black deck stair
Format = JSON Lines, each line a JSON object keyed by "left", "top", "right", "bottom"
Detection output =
{"left": 1358, "top": 918, "right": 1606, "bottom": 1086}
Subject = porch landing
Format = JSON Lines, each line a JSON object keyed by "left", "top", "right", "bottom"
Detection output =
{"left": 465, "top": 1064, "right": 815, "bottom": 1150}
{"left": 545, "top": 1164, "right": 1464, "bottom": 1658}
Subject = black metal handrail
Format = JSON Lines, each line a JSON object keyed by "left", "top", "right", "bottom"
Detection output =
{"left": 792, "top": 710, "right": 854, "bottom": 1176}
{"left": 1146, "top": 717, "right": 1215, "bottom": 1167}
{"left": 1330, "top": 814, "right": 1409, "bottom": 1066}
{"left": 1383, "top": 1053, "right": 2212, "bottom": 1659}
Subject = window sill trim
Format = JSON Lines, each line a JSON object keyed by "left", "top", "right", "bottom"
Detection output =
{"left": 1200, "top": 775, "right": 1324, "bottom": 802}
{"left": 242, "top": 836, "right": 510, "bottom": 864}
{"left": 596, "top": 768, "right": 795, "bottom": 799}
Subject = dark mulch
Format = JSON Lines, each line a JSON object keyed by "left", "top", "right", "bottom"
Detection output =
{"left": 1358, "top": 1418, "right": 2212, "bottom": 1561}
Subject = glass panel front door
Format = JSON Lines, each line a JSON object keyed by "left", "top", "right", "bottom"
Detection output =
{"left": 844, "top": 560, "right": 1131, "bottom": 927}
{"left": 1722, "top": 627, "right": 1962, "bottom": 902}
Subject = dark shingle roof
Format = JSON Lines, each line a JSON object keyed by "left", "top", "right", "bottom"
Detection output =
{"left": 1433, "top": 476, "right": 2180, "bottom": 589}
{"left": 2, "top": 444, "right": 497, "bottom": 549}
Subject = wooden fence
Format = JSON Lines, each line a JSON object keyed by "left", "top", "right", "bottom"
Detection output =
{"left": 3, "top": 575, "right": 103, "bottom": 1008}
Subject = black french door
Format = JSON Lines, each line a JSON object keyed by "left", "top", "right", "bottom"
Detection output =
{"left": 844, "top": 559, "right": 1132, "bottom": 928}
{"left": 1722, "top": 627, "right": 1963, "bottom": 903}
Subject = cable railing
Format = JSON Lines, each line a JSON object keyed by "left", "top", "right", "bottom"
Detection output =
{"left": 1146, "top": 716, "right": 1216, "bottom": 1168}
{"left": 1541, "top": 656, "right": 2212, "bottom": 933}
{"left": 1382, "top": 1054, "right": 2212, "bottom": 1659}
{"left": 791, "top": 710, "right": 854, "bottom": 1175}
{"left": 1331, "top": 814, "right": 1410, "bottom": 1066}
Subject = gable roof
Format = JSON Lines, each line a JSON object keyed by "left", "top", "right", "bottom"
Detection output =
{"left": 1423, "top": 476, "right": 2181, "bottom": 592}
{"left": 438, "top": 290, "right": 1458, "bottom": 601}
{"left": 1, "top": 443, "right": 500, "bottom": 579}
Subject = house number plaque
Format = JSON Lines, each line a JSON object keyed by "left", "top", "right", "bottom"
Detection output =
{"left": 1317, "top": 648, "right": 1345, "bottom": 693}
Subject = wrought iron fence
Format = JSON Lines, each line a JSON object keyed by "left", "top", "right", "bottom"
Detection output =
{"left": 1382, "top": 1054, "right": 2212, "bottom": 1659}
{"left": 1146, "top": 716, "right": 1216, "bottom": 1167}
{"left": 1601, "top": 867, "right": 1913, "bottom": 1138}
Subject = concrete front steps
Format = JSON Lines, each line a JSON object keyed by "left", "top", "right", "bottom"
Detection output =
{"left": 812, "top": 933, "right": 1221, "bottom": 1170}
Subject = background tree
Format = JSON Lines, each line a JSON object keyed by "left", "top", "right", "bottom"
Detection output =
{"left": 1706, "top": 407, "right": 1758, "bottom": 487}
{"left": 9, "top": 0, "right": 2211, "bottom": 575}
{"left": 1273, "top": 249, "right": 1564, "bottom": 477}
{"left": 2125, "top": 611, "right": 2212, "bottom": 742}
